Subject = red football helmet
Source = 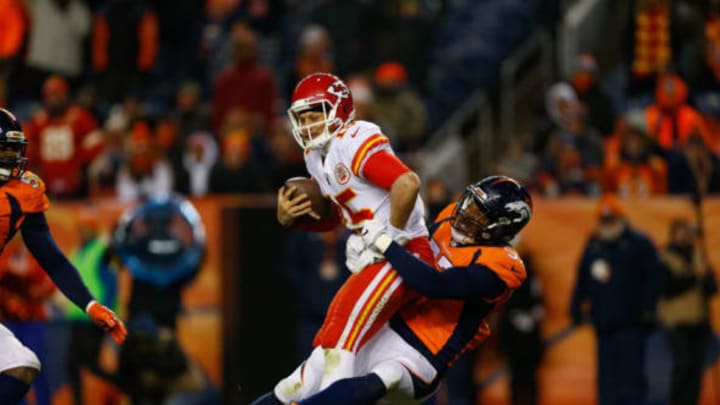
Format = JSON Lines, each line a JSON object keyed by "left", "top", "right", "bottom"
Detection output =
{"left": 287, "top": 72, "right": 355, "bottom": 150}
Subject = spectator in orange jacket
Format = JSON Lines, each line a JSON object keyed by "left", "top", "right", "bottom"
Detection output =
{"left": 604, "top": 119, "right": 667, "bottom": 196}
{"left": 643, "top": 74, "right": 712, "bottom": 151}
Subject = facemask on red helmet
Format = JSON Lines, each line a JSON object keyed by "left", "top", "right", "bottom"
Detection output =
{"left": 287, "top": 73, "right": 355, "bottom": 150}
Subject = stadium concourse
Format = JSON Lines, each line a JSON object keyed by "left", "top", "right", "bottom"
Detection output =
{"left": 0, "top": 0, "right": 718, "bottom": 405}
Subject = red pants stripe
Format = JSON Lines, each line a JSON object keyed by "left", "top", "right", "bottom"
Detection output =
{"left": 313, "top": 236, "right": 433, "bottom": 352}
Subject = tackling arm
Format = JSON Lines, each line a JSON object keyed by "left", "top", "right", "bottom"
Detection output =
{"left": 376, "top": 238, "right": 506, "bottom": 300}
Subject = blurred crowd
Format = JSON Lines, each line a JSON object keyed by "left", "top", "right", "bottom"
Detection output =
{"left": 0, "top": 0, "right": 440, "bottom": 202}
{"left": 515, "top": 0, "right": 720, "bottom": 200}
{"left": 2, "top": 0, "right": 719, "bottom": 204}
{"left": 0, "top": 0, "right": 719, "bottom": 404}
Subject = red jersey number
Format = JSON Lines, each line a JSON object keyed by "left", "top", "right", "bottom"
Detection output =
{"left": 334, "top": 187, "right": 373, "bottom": 225}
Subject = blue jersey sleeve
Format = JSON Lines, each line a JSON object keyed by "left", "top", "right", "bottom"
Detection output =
{"left": 384, "top": 241, "right": 506, "bottom": 299}
{"left": 21, "top": 212, "right": 95, "bottom": 310}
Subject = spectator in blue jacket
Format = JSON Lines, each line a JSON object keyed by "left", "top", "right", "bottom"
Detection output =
{"left": 570, "top": 194, "right": 664, "bottom": 405}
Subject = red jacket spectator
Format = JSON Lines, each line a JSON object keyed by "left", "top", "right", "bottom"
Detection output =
{"left": 24, "top": 76, "right": 102, "bottom": 198}
{"left": 212, "top": 25, "right": 276, "bottom": 134}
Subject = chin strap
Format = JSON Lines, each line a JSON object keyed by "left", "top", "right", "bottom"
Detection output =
{"left": 450, "top": 227, "right": 475, "bottom": 245}
{"left": 0, "top": 167, "right": 13, "bottom": 181}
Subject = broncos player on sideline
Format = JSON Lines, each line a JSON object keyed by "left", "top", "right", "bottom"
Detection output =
{"left": 0, "top": 108, "right": 126, "bottom": 404}
{"left": 254, "top": 175, "right": 533, "bottom": 404}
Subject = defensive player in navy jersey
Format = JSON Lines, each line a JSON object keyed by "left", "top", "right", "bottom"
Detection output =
{"left": 254, "top": 176, "right": 532, "bottom": 404}
{"left": 0, "top": 108, "right": 126, "bottom": 404}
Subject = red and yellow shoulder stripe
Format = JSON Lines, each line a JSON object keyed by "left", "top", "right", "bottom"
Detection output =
{"left": 351, "top": 134, "right": 389, "bottom": 176}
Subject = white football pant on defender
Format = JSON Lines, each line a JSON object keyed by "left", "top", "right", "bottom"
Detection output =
{"left": 0, "top": 323, "right": 41, "bottom": 373}
{"left": 274, "top": 324, "right": 438, "bottom": 404}
{"left": 275, "top": 346, "right": 326, "bottom": 403}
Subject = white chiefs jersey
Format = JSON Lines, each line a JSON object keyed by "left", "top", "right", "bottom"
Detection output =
{"left": 304, "top": 120, "right": 427, "bottom": 238}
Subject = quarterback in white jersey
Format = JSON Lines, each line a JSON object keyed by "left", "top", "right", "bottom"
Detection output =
{"left": 268, "top": 72, "right": 433, "bottom": 403}
{"left": 303, "top": 119, "right": 427, "bottom": 237}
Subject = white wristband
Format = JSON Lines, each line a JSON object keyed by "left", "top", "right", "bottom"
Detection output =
{"left": 85, "top": 300, "right": 98, "bottom": 314}
{"left": 386, "top": 225, "right": 410, "bottom": 245}
{"left": 374, "top": 234, "right": 393, "bottom": 253}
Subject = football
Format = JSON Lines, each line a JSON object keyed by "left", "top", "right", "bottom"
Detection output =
{"left": 284, "top": 177, "right": 333, "bottom": 223}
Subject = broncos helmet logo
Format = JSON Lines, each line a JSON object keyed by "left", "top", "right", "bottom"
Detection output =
{"left": 504, "top": 201, "right": 531, "bottom": 223}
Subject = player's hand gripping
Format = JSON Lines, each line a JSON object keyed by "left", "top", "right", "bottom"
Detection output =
{"left": 277, "top": 186, "right": 319, "bottom": 226}
{"left": 361, "top": 219, "right": 411, "bottom": 253}
{"left": 345, "top": 234, "right": 384, "bottom": 274}
{"left": 360, "top": 220, "right": 387, "bottom": 250}
{"left": 87, "top": 301, "right": 127, "bottom": 344}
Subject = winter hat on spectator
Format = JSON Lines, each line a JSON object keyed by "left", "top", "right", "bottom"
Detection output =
{"left": 572, "top": 53, "right": 598, "bottom": 92}
{"left": 545, "top": 82, "right": 580, "bottom": 126}
{"left": 347, "top": 75, "right": 373, "bottom": 105}
{"left": 655, "top": 74, "right": 688, "bottom": 109}
{"left": 299, "top": 25, "right": 332, "bottom": 54}
{"left": 130, "top": 121, "right": 154, "bottom": 151}
{"left": 185, "top": 131, "right": 218, "bottom": 166}
{"left": 596, "top": 194, "right": 625, "bottom": 219}
{"left": 375, "top": 62, "right": 408, "bottom": 87}
{"left": 105, "top": 112, "right": 128, "bottom": 133}
{"left": 575, "top": 53, "right": 598, "bottom": 74}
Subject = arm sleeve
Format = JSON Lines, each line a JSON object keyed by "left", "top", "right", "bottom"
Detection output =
{"left": 362, "top": 151, "right": 411, "bottom": 190}
{"left": 21, "top": 213, "right": 94, "bottom": 310}
{"left": 702, "top": 269, "right": 718, "bottom": 296}
{"left": 661, "top": 272, "right": 696, "bottom": 297}
{"left": 137, "top": 11, "right": 158, "bottom": 71}
{"left": 570, "top": 243, "right": 592, "bottom": 321}
{"left": 384, "top": 241, "right": 507, "bottom": 299}
{"left": 641, "top": 237, "right": 663, "bottom": 314}
{"left": 92, "top": 15, "right": 109, "bottom": 71}
{"left": 99, "top": 248, "right": 117, "bottom": 308}
{"left": 69, "top": 0, "right": 91, "bottom": 36}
